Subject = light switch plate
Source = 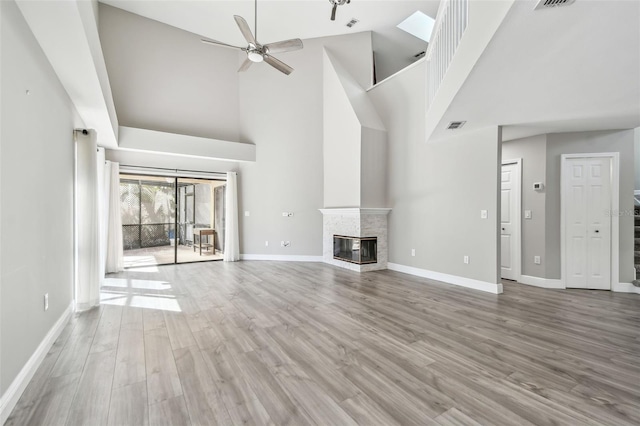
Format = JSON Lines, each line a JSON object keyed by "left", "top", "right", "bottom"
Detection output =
{"left": 524, "top": 210, "right": 532, "bottom": 219}
{"left": 244, "top": 211, "right": 250, "bottom": 217}
{"left": 480, "top": 210, "right": 488, "bottom": 219}
{"left": 411, "top": 249, "right": 416, "bottom": 257}
{"left": 534, "top": 256, "right": 541, "bottom": 265}
{"left": 463, "top": 256, "right": 470, "bottom": 264}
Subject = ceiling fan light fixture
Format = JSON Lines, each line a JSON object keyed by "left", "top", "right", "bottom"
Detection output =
{"left": 201, "top": 0, "right": 301, "bottom": 75}
{"left": 247, "top": 51, "right": 264, "bottom": 63}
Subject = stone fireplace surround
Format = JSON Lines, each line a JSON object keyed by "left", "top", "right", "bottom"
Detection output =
{"left": 319, "top": 208, "right": 391, "bottom": 272}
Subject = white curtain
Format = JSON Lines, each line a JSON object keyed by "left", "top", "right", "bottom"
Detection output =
{"left": 224, "top": 172, "right": 240, "bottom": 261}
{"left": 105, "top": 161, "right": 124, "bottom": 273}
{"left": 97, "top": 149, "right": 108, "bottom": 283}
{"left": 75, "top": 130, "right": 100, "bottom": 311}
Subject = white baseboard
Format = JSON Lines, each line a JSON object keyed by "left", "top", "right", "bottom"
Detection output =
{"left": 387, "top": 263, "right": 503, "bottom": 294}
{"left": 240, "top": 254, "right": 323, "bottom": 262}
{"left": 0, "top": 303, "right": 73, "bottom": 425}
{"left": 519, "top": 275, "right": 564, "bottom": 289}
{"left": 612, "top": 282, "right": 640, "bottom": 294}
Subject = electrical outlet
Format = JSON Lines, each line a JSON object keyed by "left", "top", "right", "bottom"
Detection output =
{"left": 281, "top": 241, "right": 291, "bottom": 247}
{"left": 411, "top": 249, "right": 416, "bottom": 257}
{"left": 534, "top": 256, "right": 541, "bottom": 265}
{"left": 44, "top": 293, "right": 49, "bottom": 311}
{"left": 524, "top": 210, "right": 532, "bottom": 219}
{"left": 480, "top": 210, "right": 488, "bottom": 219}
{"left": 244, "top": 211, "right": 250, "bottom": 217}
{"left": 265, "top": 240, "right": 269, "bottom": 247}
{"left": 463, "top": 256, "right": 470, "bottom": 264}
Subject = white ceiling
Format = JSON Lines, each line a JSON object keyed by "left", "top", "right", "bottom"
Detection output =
{"left": 431, "top": 0, "right": 640, "bottom": 142}
{"left": 99, "top": 0, "right": 439, "bottom": 48}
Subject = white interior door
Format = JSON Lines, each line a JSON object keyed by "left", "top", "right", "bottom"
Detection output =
{"left": 501, "top": 162, "right": 519, "bottom": 280}
{"left": 564, "top": 157, "right": 612, "bottom": 289}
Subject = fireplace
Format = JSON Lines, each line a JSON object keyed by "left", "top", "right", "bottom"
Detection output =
{"left": 320, "top": 208, "right": 390, "bottom": 272}
{"left": 333, "top": 235, "right": 377, "bottom": 265}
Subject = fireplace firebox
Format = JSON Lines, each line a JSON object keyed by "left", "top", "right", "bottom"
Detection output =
{"left": 333, "top": 235, "right": 377, "bottom": 264}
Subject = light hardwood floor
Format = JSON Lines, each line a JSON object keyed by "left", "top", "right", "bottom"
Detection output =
{"left": 6, "top": 261, "right": 640, "bottom": 425}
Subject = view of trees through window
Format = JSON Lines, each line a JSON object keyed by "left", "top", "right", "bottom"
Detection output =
{"left": 120, "top": 178, "right": 176, "bottom": 249}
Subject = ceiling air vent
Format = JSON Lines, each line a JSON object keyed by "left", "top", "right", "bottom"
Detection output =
{"left": 534, "top": 0, "right": 576, "bottom": 10}
{"left": 346, "top": 18, "right": 359, "bottom": 28}
{"left": 447, "top": 121, "right": 466, "bottom": 130}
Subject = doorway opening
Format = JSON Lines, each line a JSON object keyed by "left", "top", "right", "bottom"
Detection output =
{"left": 120, "top": 173, "right": 226, "bottom": 268}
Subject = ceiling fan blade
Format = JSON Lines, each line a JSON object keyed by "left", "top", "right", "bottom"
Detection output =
{"left": 263, "top": 55, "right": 294, "bottom": 75}
{"left": 201, "top": 39, "right": 244, "bottom": 50}
{"left": 238, "top": 58, "right": 253, "bottom": 72}
{"left": 264, "top": 39, "right": 304, "bottom": 54}
{"left": 234, "top": 15, "right": 257, "bottom": 46}
{"left": 331, "top": 4, "right": 337, "bottom": 21}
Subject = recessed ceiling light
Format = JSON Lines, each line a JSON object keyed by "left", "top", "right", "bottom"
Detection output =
{"left": 397, "top": 11, "right": 435, "bottom": 43}
{"left": 447, "top": 121, "right": 466, "bottom": 130}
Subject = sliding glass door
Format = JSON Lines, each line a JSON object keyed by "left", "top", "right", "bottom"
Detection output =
{"left": 120, "top": 173, "right": 225, "bottom": 268}
{"left": 176, "top": 178, "right": 225, "bottom": 263}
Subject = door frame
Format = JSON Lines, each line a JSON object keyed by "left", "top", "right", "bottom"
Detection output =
{"left": 560, "top": 153, "right": 619, "bottom": 290}
{"left": 501, "top": 158, "right": 522, "bottom": 282}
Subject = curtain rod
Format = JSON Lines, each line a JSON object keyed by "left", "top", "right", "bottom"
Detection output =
{"left": 119, "top": 165, "right": 229, "bottom": 180}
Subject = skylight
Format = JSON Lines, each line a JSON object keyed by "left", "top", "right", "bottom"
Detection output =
{"left": 396, "top": 11, "right": 436, "bottom": 43}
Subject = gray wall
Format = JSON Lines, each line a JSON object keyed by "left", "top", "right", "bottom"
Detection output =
{"left": 1, "top": 0, "right": 82, "bottom": 394}
{"left": 502, "top": 135, "right": 547, "bottom": 278}
{"left": 546, "top": 130, "right": 635, "bottom": 282}
{"left": 237, "top": 32, "right": 373, "bottom": 256}
{"left": 372, "top": 29, "right": 427, "bottom": 83}
{"left": 360, "top": 127, "right": 388, "bottom": 208}
{"left": 323, "top": 48, "right": 362, "bottom": 208}
{"left": 368, "top": 63, "right": 501, "bottom": 284}
{"left": 98, "top": 4, "right": 240, "bottom": 142}
{"left": 635, "top": 128, "right": 640, "bottom": 190}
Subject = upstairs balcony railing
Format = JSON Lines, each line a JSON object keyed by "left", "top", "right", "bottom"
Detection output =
{"left": 427, "top": 0, "right": 469, "bottom": 105}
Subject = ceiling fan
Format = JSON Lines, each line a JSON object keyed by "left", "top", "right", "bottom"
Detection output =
{"left": 201, "top": 0, "right": 303, "bottom": 75}
{"left": 329, "top": 0, "right": 351, "bottom": 21}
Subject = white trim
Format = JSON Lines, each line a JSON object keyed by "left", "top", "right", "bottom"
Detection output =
{"left": 561, "top": 153, "right": 619, "bottom": 290}
{"left": 319, "top": 208, "right": 392, "bottom": 216}
{"left": 0, "top": 303, "right": 73, "bottom": 425}
{"left": 501, "top": 158, "right": 522, "bottom": 282}
{"left": 519, "top": 275, "right": 564, "bottom": 289}
{"left": 388, "top": 263, "right": 503, "bottom": 294}
{"left": 612, "top": 282, "right": 640, "bottom": 294}
{"left": 240, "top": 254, "right": 323, "bottom": 262}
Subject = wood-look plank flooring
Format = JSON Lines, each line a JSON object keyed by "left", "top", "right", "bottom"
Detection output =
{"left": 6, "top": 261, "right": 640, "bottom": 425}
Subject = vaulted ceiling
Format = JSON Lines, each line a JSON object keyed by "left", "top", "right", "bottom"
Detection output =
{"left": 99, "top": 0, "right": 439, "bottom": 48}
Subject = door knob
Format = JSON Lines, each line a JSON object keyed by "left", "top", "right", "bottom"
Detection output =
{"left": 502, "top": 228, "right": 505, "bottom": 231}
{"left": 595, "top": 230, "right": 600, "bottom": 233}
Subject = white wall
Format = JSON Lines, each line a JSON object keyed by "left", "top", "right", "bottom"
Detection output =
{"left": 502, "top": 135, "right": 547, "bottom": 278}
{"left": 237, "top": 32, "right": 373, "bottom": 256}
{"left": 98, "top": 3, "right": 240, "bottom": 142}
{"left": 369, "top": 62, "right": 501, "bottom": 285}
{"left": 105, "top": 149, "right": 240, "bottom": 174}
{"left": 1, "top": 0, "right": 82, "bottom": 395}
